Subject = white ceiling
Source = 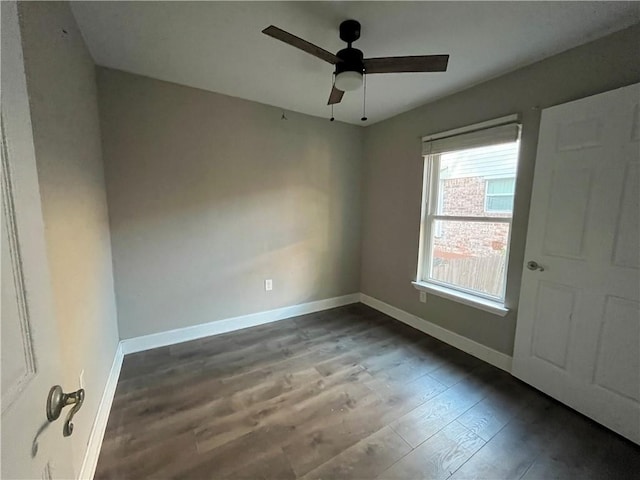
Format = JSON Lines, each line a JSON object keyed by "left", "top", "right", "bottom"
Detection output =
{"left": 71, "top": 1, "right": 640, "bottom": 125}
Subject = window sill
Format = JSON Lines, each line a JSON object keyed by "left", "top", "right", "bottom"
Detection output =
{"left": 411, "top": 281, "right": 509, "bottom": 317}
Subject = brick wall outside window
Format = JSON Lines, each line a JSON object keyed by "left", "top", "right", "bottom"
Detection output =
{"left": 434, "top": 176, "right": 510, "bottom": 258}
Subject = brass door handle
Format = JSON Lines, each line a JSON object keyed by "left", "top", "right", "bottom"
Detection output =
{"left": 46, "top": 385, "right": 85, "bottom": 437}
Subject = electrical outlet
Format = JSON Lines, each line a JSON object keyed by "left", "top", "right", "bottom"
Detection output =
{"left": 265, "top": 279, "right": 273, "bottom": 291}
{"left": 79, "top": 369, "right": 85, "bottom": 389}
{"left": 419, "top": 291, "right": 427, "bottom": 303}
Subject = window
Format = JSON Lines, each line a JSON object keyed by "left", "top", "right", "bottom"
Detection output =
{"left": 414, "top": 116, "right": 521, "bottom": 315}
{"left": 485, "top": 178, "right": 516, "bottom": 213}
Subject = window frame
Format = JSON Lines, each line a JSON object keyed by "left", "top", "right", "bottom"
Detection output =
{"left": 415, "top": 116, "right": 521, "bottom": 315}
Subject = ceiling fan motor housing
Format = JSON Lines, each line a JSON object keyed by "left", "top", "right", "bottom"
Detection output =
{"left": 337, "top": 20, "right": 364, "bottom": 76}
{"left": 336, "top": 48, "right": 364, "bottom": 75}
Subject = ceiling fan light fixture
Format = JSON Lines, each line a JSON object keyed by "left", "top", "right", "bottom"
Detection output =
{"left": 262, "top": 20, "right": 450, "bottom": 110}
{"left": 335, "top": 71, "right": 363, "bottom": 92}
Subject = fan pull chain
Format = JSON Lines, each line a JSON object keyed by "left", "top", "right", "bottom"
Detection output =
{"left": 330, "top": 74, "right": 336, "bottom": 122}
{"left": 361, "top": 73, "right": 368, "bottom": 122}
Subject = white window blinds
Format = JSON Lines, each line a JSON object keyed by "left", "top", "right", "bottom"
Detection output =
{"left": 422, "top": 116, "right": 521, "bottom": 156}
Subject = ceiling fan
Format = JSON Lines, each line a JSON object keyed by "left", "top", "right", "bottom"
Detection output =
{"left": 262, "top": 20, "right": 449, "bottom": 108}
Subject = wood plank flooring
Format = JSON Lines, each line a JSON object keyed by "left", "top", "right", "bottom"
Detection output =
{"left": 95, "top": 304, "right": 640, "bottom": 479}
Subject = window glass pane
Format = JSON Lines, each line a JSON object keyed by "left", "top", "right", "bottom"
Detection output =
{"left": 429, "top": 220, "right": 510, "bottom": 298}
{"left": 437, "top": 142, "right": 518, "bottom": 217}
{"left": 486, "top": 178, "right": 515, "bottom": 195}
{"left": 486, "top": 195, "right": 514, "bottom": 212}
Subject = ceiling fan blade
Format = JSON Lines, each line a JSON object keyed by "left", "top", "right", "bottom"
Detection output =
{"left": 262, "top": 25, "right": 341, "bottom": 65}
{"left": 364, "top": 55, "right": 449, "bottom": 74}
{"left": 328, "top": 85, "right": 344, "bottom": 105}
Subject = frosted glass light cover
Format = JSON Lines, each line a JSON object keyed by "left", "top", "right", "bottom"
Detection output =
{"left": 335, "top": 71, "right": 363, "bottom": 91}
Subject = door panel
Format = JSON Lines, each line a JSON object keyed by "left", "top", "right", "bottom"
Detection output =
{"left": 531, "top": 282, "right": 576, "bottom": 369}
{"left": 593, "top": 296, "right": 639, "bottom": 402}
{"left": 556, "top": 117, "right": 603, "bottom": 151}
{"left": 1, "top": 143, "right": 37, "bottom": 410}
{"left": 513, "top": 83, "right": 640, "bottom": 444}
{"left": 1, "top": 2, "right": 74, "bottom": 478}
{"left": 543, "top": 168, "right": 592, "bottom": 259}
{"left": 612, "top": 162, "right": 639, "bottom": 269}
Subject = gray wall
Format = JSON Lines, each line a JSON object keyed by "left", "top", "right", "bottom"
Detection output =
{"left": 97, "top": 68, "right": 364, "bottom": 339}
{"left": 360, "top": 24, "right": 640, "bottom": 356}
{"left": 18, "top": 2, "right": 120, "bottom": 473}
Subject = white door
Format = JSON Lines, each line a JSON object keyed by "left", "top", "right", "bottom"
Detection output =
{"left": 513, "top": 83, "right": 640, "bottom": 444}
{"left": 1, "top": 2, "right": 75, "bottom": 478}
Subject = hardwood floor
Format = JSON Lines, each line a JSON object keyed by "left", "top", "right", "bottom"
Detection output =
{"left": 95, "top": 304, "right": 639, "bottom": 479}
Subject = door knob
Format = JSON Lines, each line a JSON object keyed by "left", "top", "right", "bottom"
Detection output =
{"left": 526, "top": 260, "right": 544, "bottom": 272}
{"left": 46, "top": 385, "right": 85, "bottom": 437}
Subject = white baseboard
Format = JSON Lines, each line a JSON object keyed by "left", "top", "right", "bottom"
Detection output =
{"left": 79, "top": 293, "right": 359, "bottom": 478}
{"left": 360, "top": 293, "right": 513, "bottom": 372}
{"left": 121, "top": 293, "right": 361, "bottom": 355}
{"left": 78, "top": 343, "right": 124, "bottom": 480}
{"left": 79, "top": 291, "right": 509, "bottom": 479}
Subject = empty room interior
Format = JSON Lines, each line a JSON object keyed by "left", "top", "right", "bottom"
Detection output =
{"left": 2, "top": 1, "right": 640, "bottom": 479}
